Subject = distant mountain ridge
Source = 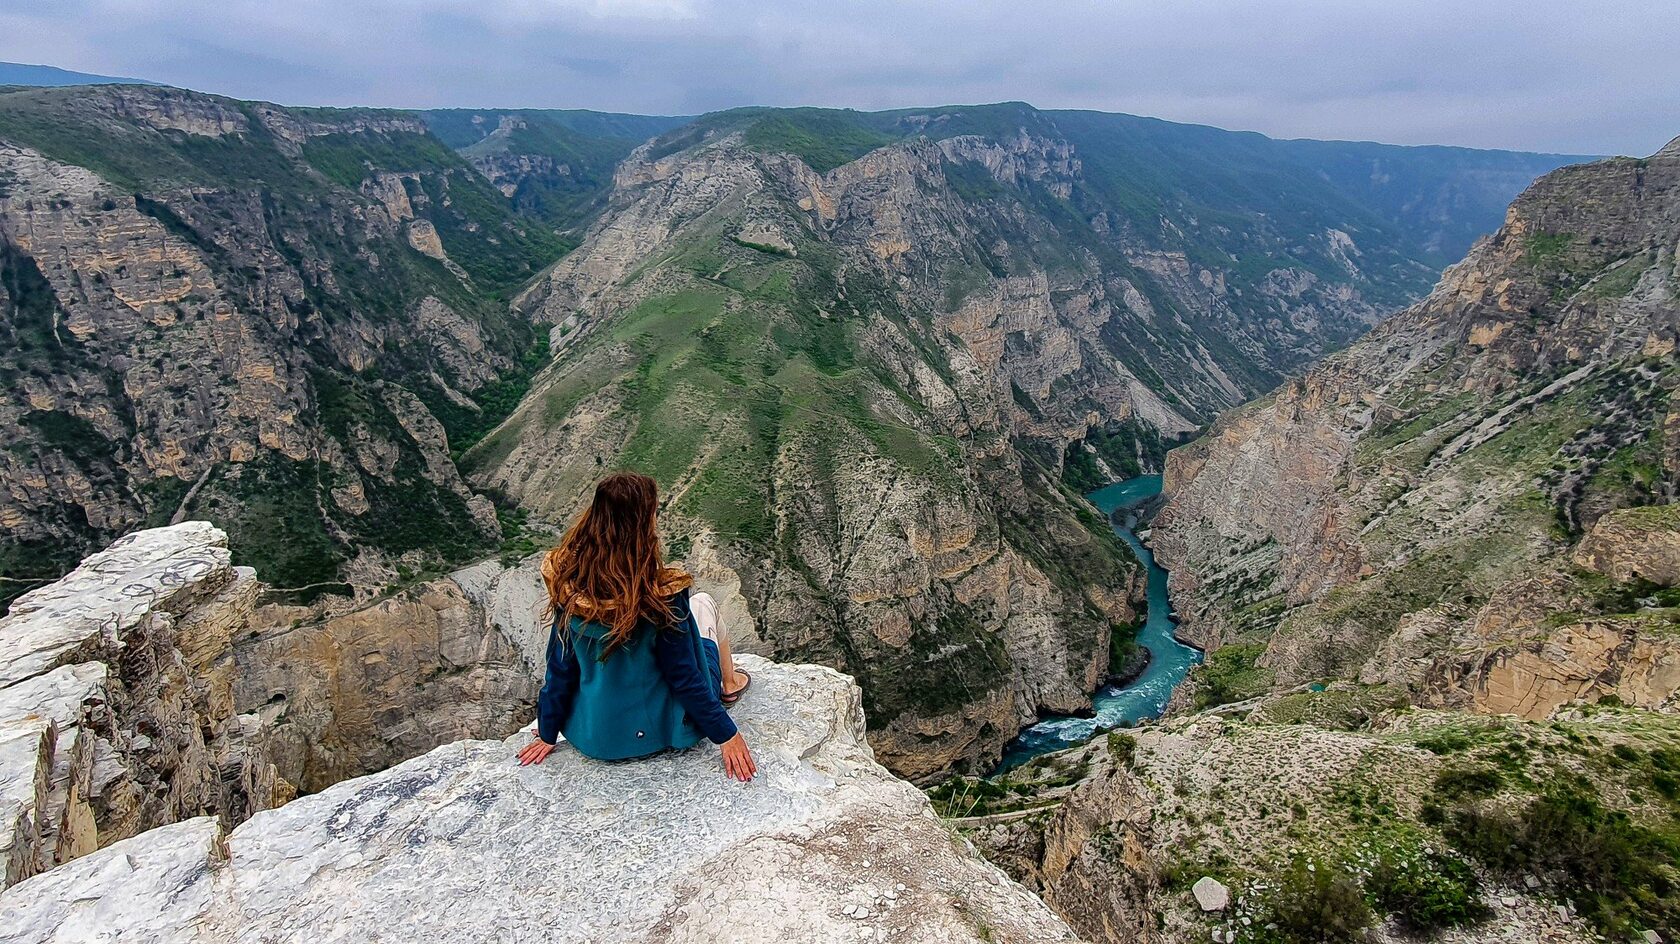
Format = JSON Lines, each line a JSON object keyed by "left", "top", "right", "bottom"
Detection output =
{"left": 0, "top": 61, "right": 157, "bottom": 88}
{"left": 415, "top": 109, "right": 691, "bottom": 236}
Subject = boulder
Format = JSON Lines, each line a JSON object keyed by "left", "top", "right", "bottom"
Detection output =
{"left": 1191, "top": 876, "right": 1230, "bottom": 912}
{"left": 0, "top": 655, "right": 1079, "bottom": 944}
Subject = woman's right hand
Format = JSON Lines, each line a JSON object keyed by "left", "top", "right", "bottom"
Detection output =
{"left": 720, "top": 732, "right": 756, "bottom": 782}
{"left": 517, "top": 738, "right": 555, "bottom": 766}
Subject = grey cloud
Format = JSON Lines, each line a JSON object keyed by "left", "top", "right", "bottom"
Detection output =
{"left": 0, "top": 0, "right": 1674, "bottom": 153}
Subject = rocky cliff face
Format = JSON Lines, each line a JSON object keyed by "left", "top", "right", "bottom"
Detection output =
{"left": 0, "top": 522, "right": 552, "bottom": 890}
{"left": 463, "top": 106, "right": 1573, "bottom": 777}
{"left": 1154, "top": 136, "right": 1680, "bottom": 716}
{"left": 0, "top": 523, "right": 286, "bottom": 888}
{"left": 0, "top": 527, "right": 1078, "bottom": 944}
{"left": 0, "top": 84, "right": 567, "bottom": 606}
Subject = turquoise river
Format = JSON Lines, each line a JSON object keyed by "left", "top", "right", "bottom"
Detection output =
{"left": 996, "top": 474, "right": 1203, "bottom": 770}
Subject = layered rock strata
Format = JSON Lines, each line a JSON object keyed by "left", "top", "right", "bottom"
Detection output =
{"left": 0, "top": 522, "right": 286, "bottom": 889}
{"left": 0, "top": 653, "right": 1080, "bottom": 944}
{"left": 0, "top": 523, "right": 550, "bottom": 890}
{"left": 0, "top": 84, "right": 549, "bottom": 604}
{"left": 1154, "top": 138, "right": 1680, "bottom": 712}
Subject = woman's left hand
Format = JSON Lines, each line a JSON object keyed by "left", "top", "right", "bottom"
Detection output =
{"left": 517, "top": 738, "right": 556, "bottom": 766}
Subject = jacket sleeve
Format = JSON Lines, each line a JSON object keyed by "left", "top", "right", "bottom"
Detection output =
{"left": 652, "top": 608, "right": 738, "bottom": 746}
{"left": 536, "top": 620, "right": 580, "bottom": 744}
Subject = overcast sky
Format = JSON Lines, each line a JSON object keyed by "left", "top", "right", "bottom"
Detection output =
{"left": 3, "top": 0, "right": 1675, "bottom": 155}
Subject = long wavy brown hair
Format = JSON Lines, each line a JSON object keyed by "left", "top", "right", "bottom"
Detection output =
{"left": 541, "top": 471, "right": 692, "bottom": 656}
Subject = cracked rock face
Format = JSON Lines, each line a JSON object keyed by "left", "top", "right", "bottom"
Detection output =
{"left": 0, "top": 84, "right": 529, "bottom": 604}
{"left": 0, "top": 522, "right": 287, "bottom": 889}
{"left": 1154, "top": 139, "right": 1680, "bottom": 710}
{"left": 0, "top": 656, "right": 1078, "bottom": 944}
{"left": 0, "top": 523, "right": 552, "bottom": 892}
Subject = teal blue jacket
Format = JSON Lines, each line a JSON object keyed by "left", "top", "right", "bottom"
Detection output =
{"left": 535, "top": 589, "right": 736, "bottom": 760}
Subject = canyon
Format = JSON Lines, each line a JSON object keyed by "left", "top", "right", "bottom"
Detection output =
{"left": 0, "top": 523, "right": 1077, "bottom": 943}
{"left": 1152, "top": 134, "right": 1680, "bottom": 716}
{"left": 988, "top": 133, "right": 1679, "bottom": 943}
{"left": 1, "top": 83, "right": 1580, "bottom": 778}
{"left": 7, "top": 75, "right": 1676, "bottom": 944}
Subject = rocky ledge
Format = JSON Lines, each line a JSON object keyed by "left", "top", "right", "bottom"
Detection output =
{"left": 0, "top": 529, "right": 1076, "bottom": 943}
{"left": 0, "top": 523, "right": 287, "bottom": 889}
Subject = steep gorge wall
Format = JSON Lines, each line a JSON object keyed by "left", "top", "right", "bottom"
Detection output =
{"left": 0, "top": 84, "right": 563, "bottom": 606}
{"left": 1153, "top": 137, "right": 1680, "bottom": 712}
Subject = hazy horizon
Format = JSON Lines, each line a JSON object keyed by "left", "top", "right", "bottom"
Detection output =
{"left": 3, "top": 0, "right": 1677, "bottom": 156}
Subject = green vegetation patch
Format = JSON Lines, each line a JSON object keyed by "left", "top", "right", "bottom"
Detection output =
{"left": 1192, "top": 641, "right": 1275, "bottom": 709}
{"left": 1522, "top": 231, "right": 1574, "bottom": 269}
{"left": 738, "top": 109, "right": 897, "bottom": 174}
{"left": 1249, "top": 685, "right": 1409, "bottom": 730}
{"left": 1443, "top": 784, "right": 1679, "bottom": 938}
{"left": 0, "top": 90, "right": 314, "bottom": 191}
{"left": 861, "top": 604, "right": 1012, "bottom": 731}
{"left": 21, "top": 410, "right": 117, "bottom": 468}
{"left": 301, "top": 129, "right": 460, "bottom": 188}
{"left": 190, "top": 455, "right": 348, "bottom": 596}
{"left": 1062, "top": 420, "right": 1170, "bottom": 492}
{"left": 928, "top": 748, "right": 1093, "bottom": 818}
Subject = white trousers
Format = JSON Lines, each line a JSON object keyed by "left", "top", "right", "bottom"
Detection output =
{"left": 691, "top": 591, "right": 722, "bottom": 643}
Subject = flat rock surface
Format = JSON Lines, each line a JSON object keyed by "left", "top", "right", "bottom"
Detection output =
{"left": 0, "top": 655, "right": 1079, "bottom": 944}
{"left": 0, "top": 522, "right": 230, "bottom": 688}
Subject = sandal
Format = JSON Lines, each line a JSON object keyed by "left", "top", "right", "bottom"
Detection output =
{"left": 721, "top": 669, "right": 752, "bottom": 706}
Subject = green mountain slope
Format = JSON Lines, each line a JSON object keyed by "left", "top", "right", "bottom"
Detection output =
{"left": 0, "top": 85, "right": 559, "bottom": 605}
{"left": 465, "top": 102, "right": 1582, "bottom": 775}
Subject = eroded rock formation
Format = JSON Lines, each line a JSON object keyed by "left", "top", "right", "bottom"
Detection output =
{"left": 0, "top": 84, "right": 558, "bottom": 604}
{"left": 0, "top": 542, "right": 1078, "bottom": 943}
{"left": 0, "top": 522, "right": 286, "bottom": 888}
{"left": 0, "top": 523, "right": 553, "bottom": 891}
{"left": 1154, "top": 137, "right": 1680, "bottom": 714}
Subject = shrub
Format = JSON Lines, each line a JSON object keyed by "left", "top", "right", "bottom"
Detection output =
{"left": 1432, "top": 765, "right": 1504, "bottom": 801}
{"left": 1258, "top": 857, "right": 1373, "bottom": 944}
{"left": 1416, "top": 729, "right": 1476, "bottom": 755}
{"left": 1444, "top": 786, "right": 1680, "bottom": 938}
{"left": 1107, "top": 732, "right": 1137, "bottom": 768}
{"left": 1365, "top": 847, "right": 1486, "bottom": 932}
{"left": 1194, "top": 642, "right": 1274, "bottom": 709}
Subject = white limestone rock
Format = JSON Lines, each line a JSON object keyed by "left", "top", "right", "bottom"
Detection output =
{"left": 0, "top": 656, "right": 1079, "bottom": 944}
{"left": 1192, "top": 876, "right": 1230, "bottom": 912}
{"left": 0, "top": 817, "right": 225, "bottom": 944}
{"left": 0, "top": 522, "right": 294, "bottom": 890}
{"left": 0, "top": 521, "right": 231, "bottom": 688}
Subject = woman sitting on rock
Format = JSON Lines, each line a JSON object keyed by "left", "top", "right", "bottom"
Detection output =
{"left": 515, "top": 471, "right": 756, "bottom": 781}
